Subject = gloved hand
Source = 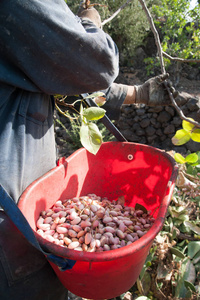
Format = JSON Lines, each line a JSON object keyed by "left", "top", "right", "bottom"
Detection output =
{"left": 77, "top": 6, "right": 102, "bottom": 28}
{"left": 135, "top": 73, "right": 178, "bottom": 106}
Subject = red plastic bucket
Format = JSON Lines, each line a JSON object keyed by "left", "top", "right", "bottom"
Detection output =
{"left": 18, "top": 142, "right": 178, "bottom": 300}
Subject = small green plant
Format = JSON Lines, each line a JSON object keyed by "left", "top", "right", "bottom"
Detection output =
{"left": 136, "top": 247, "right": 158, "bottom": 297}
{"left": 131, "top": 115, "right": 200, "bottom": 299}
{"left": 172, "top": 118, "right": 200, "bottom": 184}
{"left": 172, "top": 118, "right": 200, "bottom": 146}
{"left": 169, "top": 117, "right": 200, "bottom": 298}
{"left": 55, "top": 92, "right": 113, "bottom": 155}
{"left": 169, "top": 240, "right": 200, "bottom": 299}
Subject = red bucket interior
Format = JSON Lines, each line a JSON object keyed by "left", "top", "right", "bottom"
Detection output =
{"left": 18, "top": 142, "right": 178, "bottom": 299}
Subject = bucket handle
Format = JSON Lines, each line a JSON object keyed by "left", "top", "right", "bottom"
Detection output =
{"left": 0, "top": 184, "right": 76, "bottom": 271}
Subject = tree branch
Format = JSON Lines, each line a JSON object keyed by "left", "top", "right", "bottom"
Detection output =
{"left": 137, "top": 0, "right": 200, "bottom": 128}
{"left": 163, "top": 51, "right": 200, "bottom": 63}
{"left": 81, "top": 1, "right": 200, "bottom": 128}
{"left": 100, "top": 0, "right": 200, "bottom": 65}
{"left": 101, "top": 0, "right": 133, "bottom": 27}
{"left": 138, "top": 0, "right": 166, "bottom": 74}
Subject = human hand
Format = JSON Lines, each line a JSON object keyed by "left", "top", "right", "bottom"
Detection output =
{"left": 77, "top": 5, "right": 102, "bottom": 28}
{"left": 135, "top": 74, "right": 178, "bottom": 106}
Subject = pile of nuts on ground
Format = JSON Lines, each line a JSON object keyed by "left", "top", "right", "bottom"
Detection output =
{"left": 36, "top": 194, "right": 155, "bottom": 252}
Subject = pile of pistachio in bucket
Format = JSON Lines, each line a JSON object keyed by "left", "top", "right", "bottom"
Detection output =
{"left": 36, "top": 194, "right": 155, "bottom": 252}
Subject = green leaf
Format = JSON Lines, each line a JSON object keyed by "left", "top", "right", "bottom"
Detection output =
{"left": 146, "top": 261, "right": 151, "bottom": 267}
{"left": 175, "top": 258, "right": 196, "bottom": 298}
{"left": 187, "top": 241, "right": 200, "bottom": 259}
{"left": 180, "top": 223, "right": 192, "bottom": 234}
{"left": 169, "top": 206, "right": 188, "bottom": 221}
{"left": 192, "top": 250, "right": 200, "bottom": 265}
{"left": 84, "top": 92, "right": 105, "bottom": 99}
{"left": 93, "top": 96, "right": 106, "bottom": 107}
{"left": 184, "top": 280, "right": 196, "bottom": 293}
{"left": 157, "top": 261, "right": 173, "bottom": 280}
{"left": 195, "top": 262, "right": 200, "bottom": 274}
{"left": 82, "top": 107, "right": 106, "bottom": 121}
{"left": 187, "top": 165, "right": 197, "bottom": 175}
{"left": 182, "top": 118, "right": 195, "bottom": 132}
{"left": 172, "top": 228, "right": 177, "bottom": 239}
{"left": 185, "top": 153, "right": 199, "bottom": 164}
{"left": 185, "top": 289, "right": 193, "bottom": 299}
{"left": 170, "top": 247, "right": 186, "bottom": 258}
{"left": 139, "top": 272, "right": 151, "bottom": 295}
{"left": 80, "top": 122, "right": 102, "bottom": 155}
{"left": 178, "top": 214, "right": 189, "bottom": 222}
{"left": 139, "top": 248, "right": 156, "bottom": 280}
{"left": 174, "top": 153, "right": 186, "bottom": 164}
{"left": 171, "top": 129, "right": 191, "bottom": 145}
{"left": 80, "top": 102, "right": 83, "bottom": 115}
{"left": 184, "top": 221, "right": 200, "bottom": 235}
{"left": 191, "top": 128, "right": 200, "bottom": 142}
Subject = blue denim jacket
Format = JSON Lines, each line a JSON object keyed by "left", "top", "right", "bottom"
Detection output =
{"left": 0, "top": 0, "right": 126, "bottom": 203}
{"left": 0, "top": 2, "right": 128, "bottom": 298}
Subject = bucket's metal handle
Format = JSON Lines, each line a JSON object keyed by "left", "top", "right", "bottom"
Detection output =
{"left": 0, "top": 184, "right": 76, "bottom": 271}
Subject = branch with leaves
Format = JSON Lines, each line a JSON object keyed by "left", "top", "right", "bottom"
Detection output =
{"left": 163, "top": 51, "right": 200, "bottom": 63}
{"left": 57, "top": 0, "right": 200, "bottom": 154}
{"left": 55, "top": 92, "right": 107, "bottom": 155}
{"left": 98, "top": 0, "right": 200, "bottom": 128}
{"left": 137, "top": 0, "right": 200, "bottom": 129}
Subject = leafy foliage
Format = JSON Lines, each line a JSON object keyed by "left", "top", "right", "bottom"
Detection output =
{"left": 172, "top": 118, "right": 200, "bottom": 146}
{"left": 100, "top": 0, "right": 151, "bottom": 64}
{"left": 55, "top": 93, "right": 107, "bottom": 155}
{"left": 174, "top": 152, "right": 199, "bottom": 164}
{"left": 144, "top": 0, "right": 200, "bottom": 74}
{"left": 56, "top": 111, "right": 115, "bottom": 154}
{"left": 58, "top": 2, "right": 200, "bottom": 298}
{"left": 152, "top": 0, "right": 200, "bottom": 58}
{"left": 131, "top": 162, "right": 200, "bottom": 299}
{"left": 80, "top": 107, "right": 104, "bottom": 155}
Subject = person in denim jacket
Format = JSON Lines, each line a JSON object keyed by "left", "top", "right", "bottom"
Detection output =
{"left": 0, "top": 1, "right": 175, "bottom": 299}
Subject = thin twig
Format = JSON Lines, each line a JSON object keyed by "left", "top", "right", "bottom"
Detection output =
{"left": 55, "top": 99, "right": 74, "bottom": 109}
{"left": 138, "top": 0, "right": 166, "bottom": 74}
{"left": 102, "top": 0, "right": 133, "bottom": 26}
{"left": 163, "top": 82, "right": 200, "bottom": 128}
{"left": 177, "top": 232, "right": 200, "bottom": 241}
{"left": 55, "top": 101, "right": 80, "bottom": 118}
{"left": 163, "top": 51, "right": 200, "bottom": 63}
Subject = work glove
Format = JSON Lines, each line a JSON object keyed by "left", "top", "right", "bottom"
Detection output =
{"left": 135, "top": 73, "right": 179, "bottom": 106}
{"left": 77, "top": 5, "right": 102, "bottom": 28}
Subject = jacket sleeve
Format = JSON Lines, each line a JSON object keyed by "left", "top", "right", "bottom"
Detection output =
{"left": 103, "top": 83, "right": 128, "bottom": 120}
{"left": 0, "top": 0, "right": 119, "bottom": 96}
